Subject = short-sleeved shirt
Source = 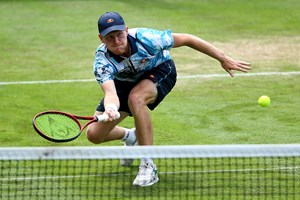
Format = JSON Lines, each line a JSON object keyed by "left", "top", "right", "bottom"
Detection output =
{"left": 93, "top": 28, "right": 174, "bottom": 84}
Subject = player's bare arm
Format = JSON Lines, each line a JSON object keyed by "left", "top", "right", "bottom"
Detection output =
{"left": 101, "top": 80, "right": 120, "bottom": 120}
{"left": 172, "top": 33, "right": 251, "bottom": 77}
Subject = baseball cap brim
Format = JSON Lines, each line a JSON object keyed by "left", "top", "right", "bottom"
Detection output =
{"left": 100, "top": 25, "right": 126, "bottom": 37}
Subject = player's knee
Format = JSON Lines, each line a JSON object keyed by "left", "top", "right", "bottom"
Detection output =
{"left": 128, "top": 93, "right": 139, "bottom": 106}
{"left": 128, "top": 93, "right": 144, "bottom": 112}
{"left": 86, "top": 127, "right": 106, "bottom": 144}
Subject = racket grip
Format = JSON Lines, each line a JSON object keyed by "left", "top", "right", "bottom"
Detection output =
{"left": 115, "top": 111, "right": 121, "bottom": 119}
{"left": 95, "top": 112, "right": 120, "bottom": 122}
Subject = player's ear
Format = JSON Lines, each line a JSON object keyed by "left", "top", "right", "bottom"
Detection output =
{"left": 98, "top": 33, "right": 104, "bottom": 42}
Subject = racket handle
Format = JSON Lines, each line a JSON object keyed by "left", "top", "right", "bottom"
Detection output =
{"left": 95, "top": 112, "right": 120, "bottom": 122}
{"left": 115, "top": 111, "right": 121, "bottom": 119}
{"left": 95, "top": 114, "right": 108, "bottom": 122}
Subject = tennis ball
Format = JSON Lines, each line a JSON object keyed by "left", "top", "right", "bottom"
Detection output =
{"left": 258, "top": 95, "right": 271, "bottom": 107}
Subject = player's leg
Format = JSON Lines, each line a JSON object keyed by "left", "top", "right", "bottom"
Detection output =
{"left": 129, "top": 59, "right": 177, "bottom": 147}
{"left": 131, "top": 60, "right": 177, "bottom": 187}
{"left": 128, "top": 79, "right": 157, "bottom": 145}
{"left": 128, "top": 79, "right": 160, "bottom": 186}
{"left": 86, "top": 110, "right": 138, "bottom": 166}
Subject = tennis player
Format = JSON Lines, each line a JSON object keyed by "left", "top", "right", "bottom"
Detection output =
{"left": 87, "top": 12, "right": 251, "bottom": 187}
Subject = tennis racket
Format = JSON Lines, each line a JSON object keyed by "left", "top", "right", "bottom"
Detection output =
{"left": 32, "top": 110, "right": 119, "bottom": 143}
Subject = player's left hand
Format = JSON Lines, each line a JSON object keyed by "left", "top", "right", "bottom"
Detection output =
{"left": 220, "top": 55, "right": 251, "bottom": 77}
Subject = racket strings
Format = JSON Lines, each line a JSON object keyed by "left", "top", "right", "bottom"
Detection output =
{"left": 35, "top": 113, "right": 80, "bottom": 140}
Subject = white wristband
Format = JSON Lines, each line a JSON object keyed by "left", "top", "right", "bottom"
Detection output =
{"left": 105, "top": 103, "right": 118, "bottom": 112}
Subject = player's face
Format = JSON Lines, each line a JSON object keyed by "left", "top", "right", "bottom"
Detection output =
{"left": 100, "top": 29, "right": 129, "bottom": 57}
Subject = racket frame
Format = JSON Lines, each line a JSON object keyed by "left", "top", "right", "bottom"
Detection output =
{"left": 32, "top": 110, "right": 106, "bottom": 143}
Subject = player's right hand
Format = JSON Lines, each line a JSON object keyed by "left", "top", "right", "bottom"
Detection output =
{"left": 105, "top": 104, "right": 120, "bottom": 121}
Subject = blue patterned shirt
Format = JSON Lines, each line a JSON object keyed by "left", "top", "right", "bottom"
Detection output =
{"left": 93, "top": 28, "right": 174, "bottom": 84}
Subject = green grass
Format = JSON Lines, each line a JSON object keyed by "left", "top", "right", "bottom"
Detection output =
{"left": 0, "top": 0, "right": 299, "bottom": 146}
{"left": 0, "top": 0, "right": 299, "bottom": 199}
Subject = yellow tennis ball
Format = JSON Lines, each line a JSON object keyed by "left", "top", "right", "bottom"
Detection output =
{"left": 258, "top": 95, "right": 271, "bottom": 107}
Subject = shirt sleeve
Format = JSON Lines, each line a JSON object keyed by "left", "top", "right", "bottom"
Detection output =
{"left": 93, "top": 47, "right": 116, "bottom": 85}
{"left": 135, "top": 28, "right": 174, "bottom": 55}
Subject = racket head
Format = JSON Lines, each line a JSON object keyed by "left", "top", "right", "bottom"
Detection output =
{"left": 33, "top": 111, "right": 83, "bottom": 142}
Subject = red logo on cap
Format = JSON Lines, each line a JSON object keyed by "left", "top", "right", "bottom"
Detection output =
{"left": 107, "top": 19, "right": 114, "bottom": 23}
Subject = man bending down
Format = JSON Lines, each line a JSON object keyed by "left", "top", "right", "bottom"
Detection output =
{"left": 87, "top": 12, "right": 251, "bottom": 187}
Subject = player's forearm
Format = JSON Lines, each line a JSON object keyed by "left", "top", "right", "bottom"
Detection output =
{"left": 101, "top": 80, "right": 120, "bottom": 110}
{"left": 104, "top": 95, "right": 120, "bottom": 109}
{"left": 173, "top": 33, "right": 226, "bottom": 63}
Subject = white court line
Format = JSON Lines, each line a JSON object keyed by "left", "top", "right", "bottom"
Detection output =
{"left": 178, "top": 71, "right": 300, "bottom": 79}
{"left": 1, "top": 166, "right": 299, "bottom": 182}
{"left": 0, "top": 71, "right": 300, "bottom": 86}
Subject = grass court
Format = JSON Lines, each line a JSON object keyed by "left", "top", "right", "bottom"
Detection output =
{"left": 0, "top": 0, "right": 299, "bottom": 199}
